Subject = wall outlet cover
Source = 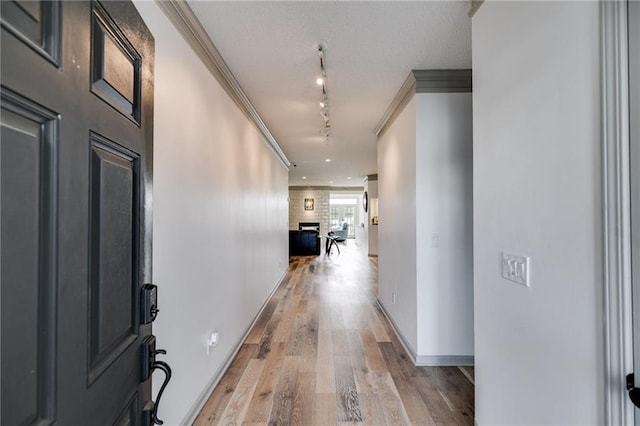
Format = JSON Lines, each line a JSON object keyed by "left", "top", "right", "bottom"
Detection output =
{"left": 501, "top": 252, "right": 530, "bottom": 287}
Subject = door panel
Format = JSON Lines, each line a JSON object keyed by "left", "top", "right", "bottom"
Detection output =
{"left": 88, "top": 134, "right": 139, "bottom": 385}
{"left": 1, "top": 88, "right": 57, "bottom": 426}
{"left": 115, "top": 393, "right": 141, "bottom": 426}
{"left": 91, "top": 1, "right": 142, "bottom": 124}
{"left": 1, "top": 1, "right": 155, "bottom": 424}
{"left": 1, "top": 0, "right": 60, "bottom": 65}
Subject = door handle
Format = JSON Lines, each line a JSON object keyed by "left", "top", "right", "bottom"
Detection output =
{"left": 149, "top": 360, "right": 172, "bottom": 425}
{"left": 142, "top": 336, "right": 172, "bottom": 425}
{"left": 627, "top": 373, "right": 640, "bottom": 408}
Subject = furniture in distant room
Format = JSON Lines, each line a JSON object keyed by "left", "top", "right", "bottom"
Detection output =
{"left": 289, "top": 222, "right": 321, "bottom": 256}
{"left": 325, "top": 233, "right": 341, "bottom": 255}
{"left": 331, "top": 222, "right": 349, "bottom": 242}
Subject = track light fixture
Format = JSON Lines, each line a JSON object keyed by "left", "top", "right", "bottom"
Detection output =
{"left": 315, "top": 42, "right": 330, "bottom": 143}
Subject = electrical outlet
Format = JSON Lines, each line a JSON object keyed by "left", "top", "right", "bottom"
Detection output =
{"left": 501, "top": 252, "right": 530, "bottom": 287}
{"left": 206, "top": 332, "right": 219, "bottom": 356}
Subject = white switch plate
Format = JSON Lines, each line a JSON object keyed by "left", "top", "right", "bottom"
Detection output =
{"left": 206, "top": 332, "right": 220, "bottom": 356}
{"left": 501, "top": 252, "right": 530, "bottom": 287}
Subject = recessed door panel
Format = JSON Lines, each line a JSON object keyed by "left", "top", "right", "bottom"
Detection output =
{"left": 91, "top": 2, "right": 141, "bottom": 124}
{"left": 0, "top": 89, "right": 57, "bottom": 426}
{"left": 114, "top": 392, "right": 140, "bottom": 426}
{"left": 0, "top": 0, "right": 60, "bottom": 65}
{"left": 89, "top": 134, "right": 139, "bottom": 384}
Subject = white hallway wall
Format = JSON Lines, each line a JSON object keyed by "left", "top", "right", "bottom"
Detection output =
{"left": 133, "top": 2, "right": 289, "bottom": 424}
{"left": 472, "top": 1, "right": 603, "bottom": 424}
{"left": 415, "top": 92, "right": 473, "bottom": 359}
{"left": 378, "top": 91, "right": 473, "bottom": 362}
{"left": 378, "top": 97, "right": 418, "bottom": 351}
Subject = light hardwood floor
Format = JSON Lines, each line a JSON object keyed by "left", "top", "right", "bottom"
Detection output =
{"left": 194, "top": 241, "right": 474, "bottom": 425}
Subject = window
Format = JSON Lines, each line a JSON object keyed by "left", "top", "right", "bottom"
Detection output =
{"left": 329, "top": 196, "right": 358, "bottom": 238}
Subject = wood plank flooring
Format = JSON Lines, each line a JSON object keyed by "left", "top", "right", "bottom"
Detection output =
{"left": 194, "top": 241, "right": 474, "bottom": 425}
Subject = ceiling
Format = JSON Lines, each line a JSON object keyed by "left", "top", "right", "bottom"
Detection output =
{"left": 187, "top": 1, "right": 472, "bottom": 187}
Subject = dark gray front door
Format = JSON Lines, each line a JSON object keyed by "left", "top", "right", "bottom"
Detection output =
{"left": 1, "top": 1, "right": 155, "bottom": 424}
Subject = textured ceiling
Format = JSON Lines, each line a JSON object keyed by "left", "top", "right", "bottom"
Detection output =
{"left": 188, "top": 1, "right": 472, "bottom": 187}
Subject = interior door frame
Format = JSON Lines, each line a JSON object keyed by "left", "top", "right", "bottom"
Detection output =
{"left": 603, "top": 0, "right": 634, "bottom": 424}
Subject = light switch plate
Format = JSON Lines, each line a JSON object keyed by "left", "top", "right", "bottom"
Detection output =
{"left": 501, "top": 252, "right": 530, "bottom": 287}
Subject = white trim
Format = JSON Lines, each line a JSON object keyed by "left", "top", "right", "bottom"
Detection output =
{"left": 374, "top": 72, "right": 416, "bottom": 138}
{"left": 468, "top": 0, "right": 484, "bottom": 18}
{"left": 415, "top": 355, "right": 474, "bottom": 367}
{"left": 376, "top": 299, "right": 473, "bottom": 367}
{"left": 180, "top": 271, "right": 287, "bottom": 425}
{"left": 374, "top": 70, "right": 472, "bottom": 138}
{"left": 376, "top": 299, "right": 418, "bottom": 363}
{"left": 602, "top": 0, "right": 633, "bottom": 424}
{"left": 154, "top": 0, "right": 290, "bottom": 169}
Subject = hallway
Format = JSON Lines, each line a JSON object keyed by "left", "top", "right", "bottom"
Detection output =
{"left": 194, "top": 242, "right": 474, "bottom": 425}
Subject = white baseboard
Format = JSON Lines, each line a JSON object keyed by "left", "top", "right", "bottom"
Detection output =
{"left": 415, "top": 355, "right": 474, "bottom": 366}
{"left": 376, "top": 298, "right": 474, "bottom": 367}
{"left": 376, "top": 298, "right": 418, "bottom": 362}
{"left": 180, "top": 271, "right": 287, "bottom": 425}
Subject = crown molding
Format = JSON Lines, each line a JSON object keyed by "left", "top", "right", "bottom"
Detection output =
{"left": 289, "top": 186, "right": 333, "bottom": 191}
{"left": 468, "top": 0, "right": 485, "bottom": 18}
{"left": 289, "top": 186, "right": 364, "bottom": 191}
{"left": 375, "top": 69, "right": 472, "bottom": 138}
{"left": 413, "top": 69, "right": 472, "bottom": 93}
{"left": 374, "top": 72, "right": 416, "bottom": 138}
{"left": 155, "top": 0, "right": 290, "bottom": 169}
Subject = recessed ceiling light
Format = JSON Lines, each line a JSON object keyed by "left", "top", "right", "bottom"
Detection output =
{"left": 302, "top": 176, "right": 307, "bottom": 179}
{"left": 329, "top": 181, "right": 334, "bottom": 184}
{"left": 347, "top": 177, "right": 352, "bottom": 179}
{"left": 316, "top": 77, "right": 324, "bottom": 86}
{"left": 325, "top": 158, "right": 331, "bottom": 162}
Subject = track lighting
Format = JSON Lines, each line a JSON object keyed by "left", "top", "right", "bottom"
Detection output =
{"left": 315, "top": 42, "right": 330, "bottom": 143}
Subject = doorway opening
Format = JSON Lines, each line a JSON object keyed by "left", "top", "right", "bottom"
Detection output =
{"left": 329, "top": 191, "right": 362, "bottom": 239}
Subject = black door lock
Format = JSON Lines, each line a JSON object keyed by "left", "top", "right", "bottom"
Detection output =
{"left": 141, "top": 284, "right": 159, "bottom": 324}
{"left": 142, "top": 335, "right": 172, "bottom": 425}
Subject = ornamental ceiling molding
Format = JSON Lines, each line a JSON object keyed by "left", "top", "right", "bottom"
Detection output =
{"left": 155, "top": 0, "right": 290, "bottom": 169}
{"left": 374, "top": 69, "right": 472, "bottom": 138}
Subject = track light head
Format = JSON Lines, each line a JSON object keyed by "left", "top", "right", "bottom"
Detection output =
{"left": 314, "top": 40, "right": 330, "bottom": 142}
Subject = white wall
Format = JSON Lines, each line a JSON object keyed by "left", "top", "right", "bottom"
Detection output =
{"left": 378, "top": 97, "right": 418, "bottom": 351}
{"left": 133, "top": 3, "right": 289, "bottom": 424}
{"left": 472, "top": 2, "right": 603, "bottom": 424}
{"left": 378, "top": 91, "right": 473, "bottom": 363}
{"left": 415, "top": 93, "right": 473, "bottom": 359}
